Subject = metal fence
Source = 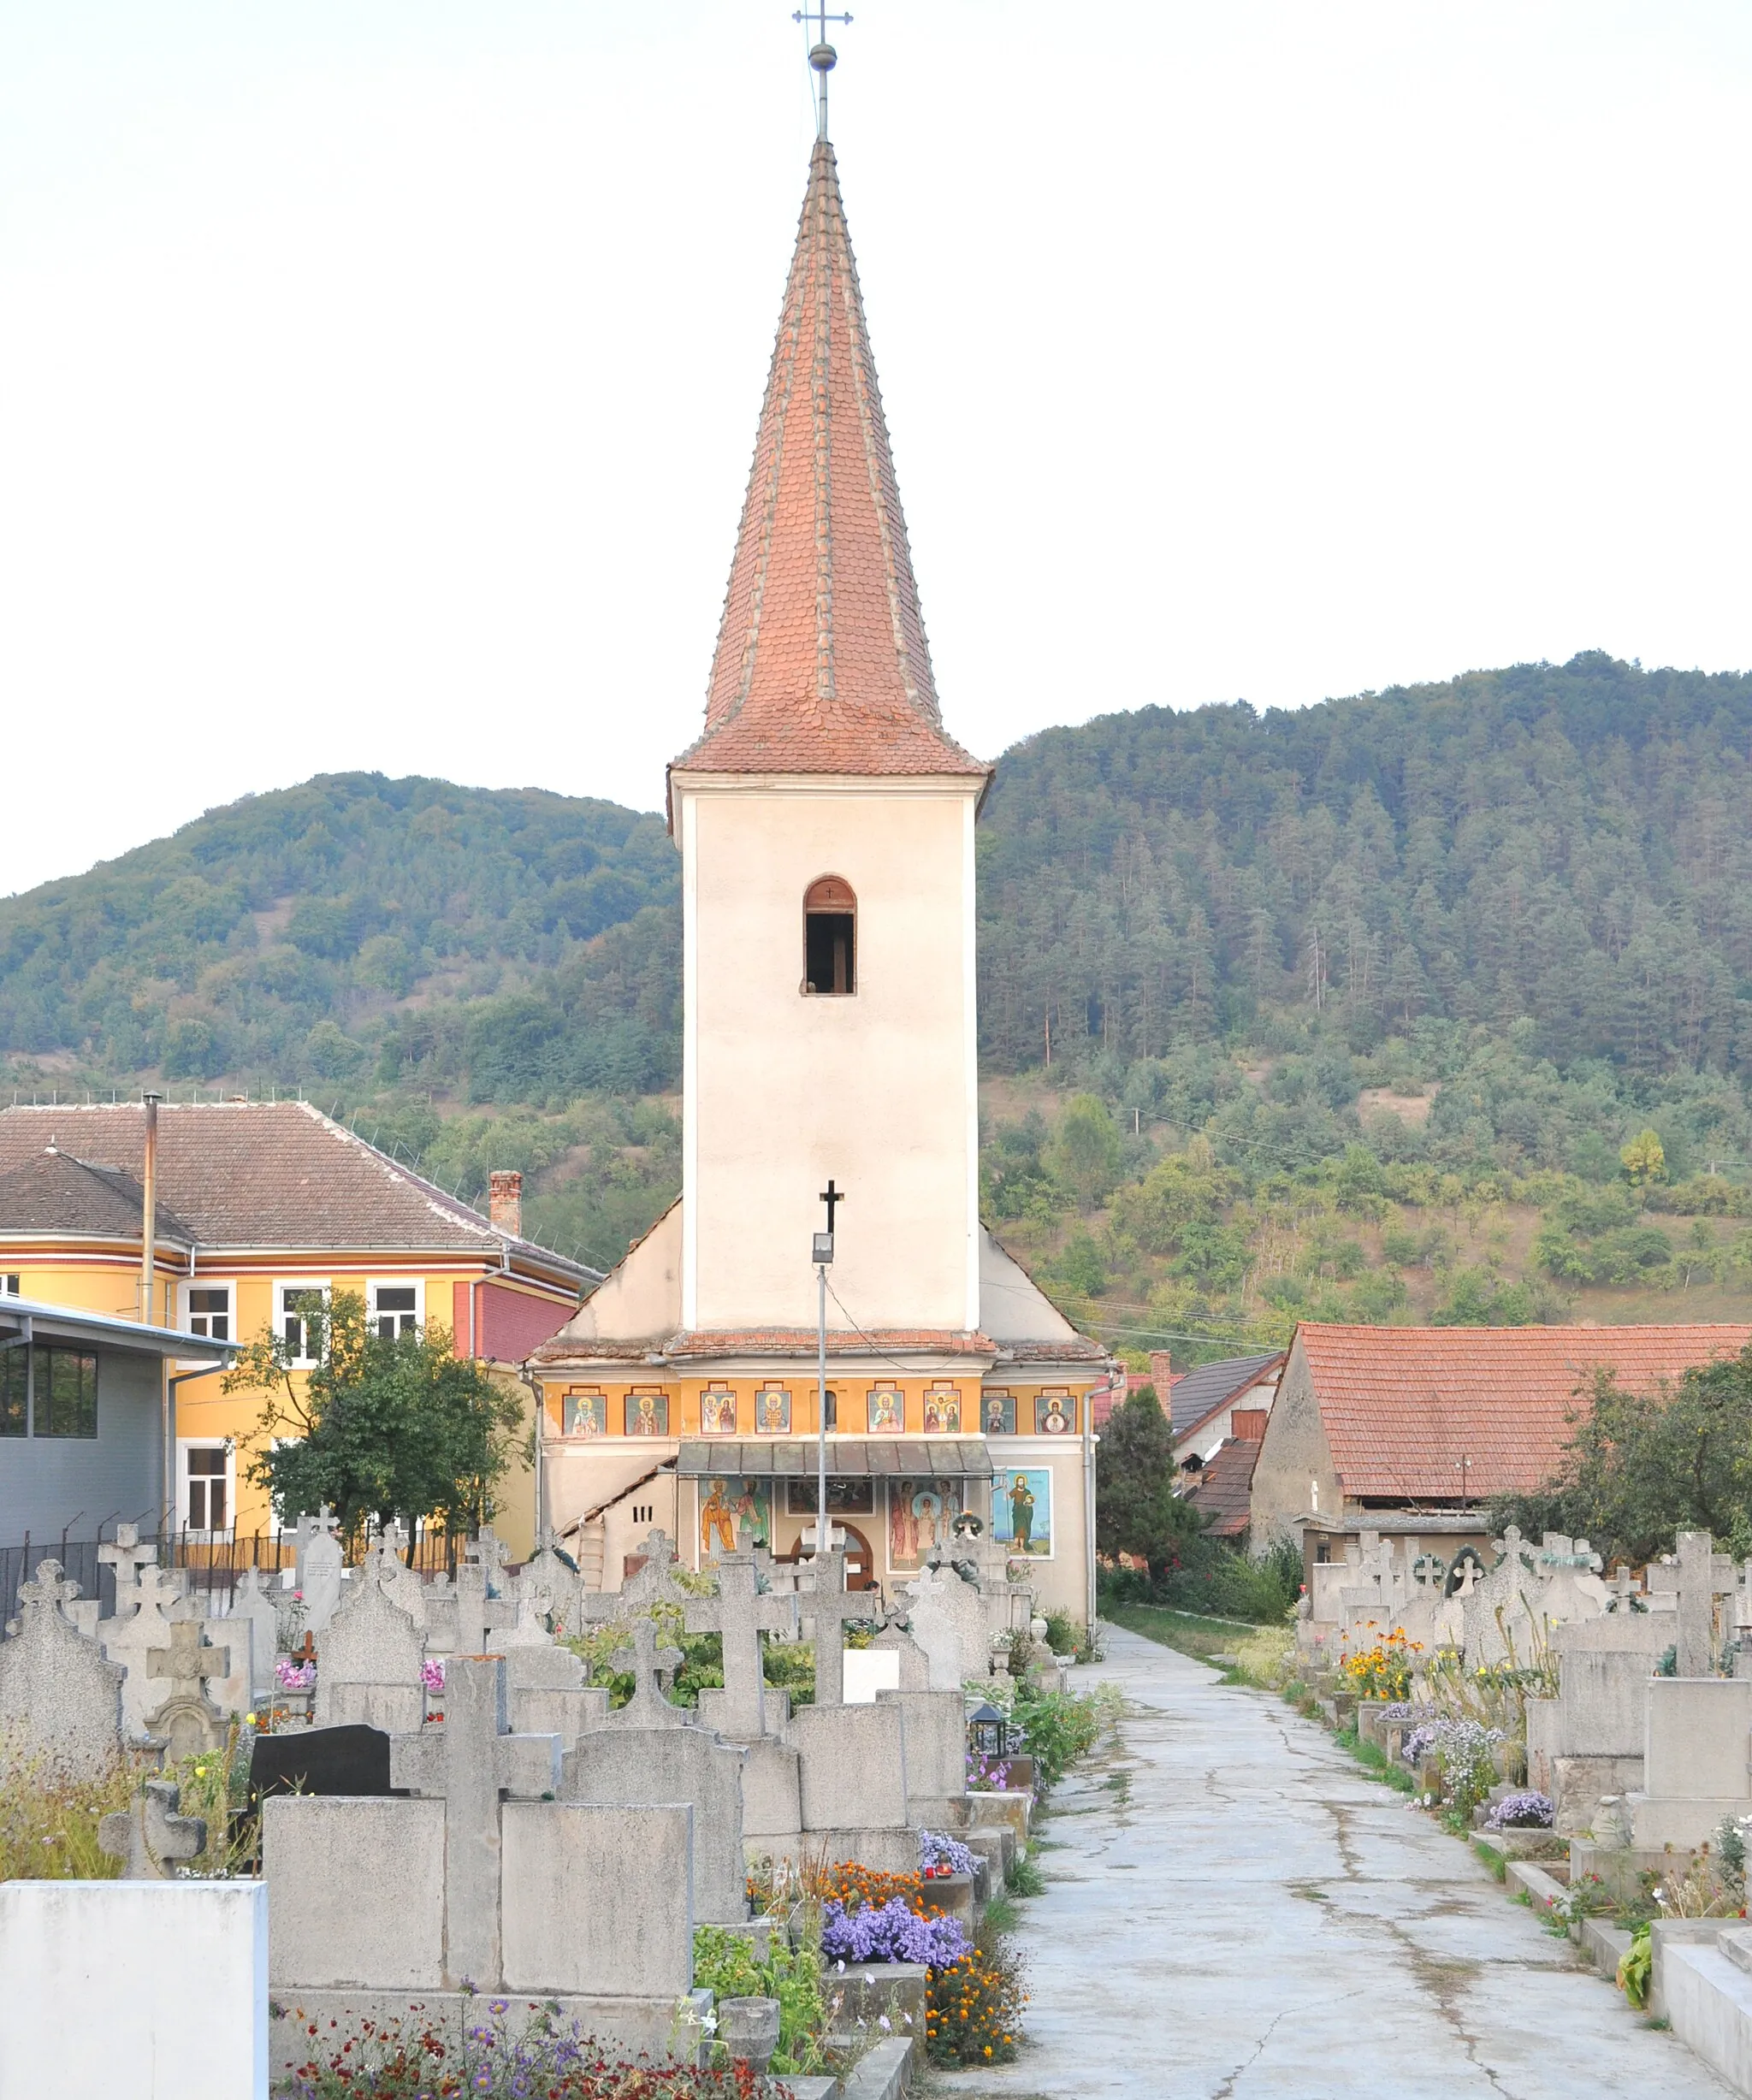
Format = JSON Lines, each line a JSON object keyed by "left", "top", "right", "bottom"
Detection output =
{"left": 1, "top": 1526, "right": 465, "bottom": 1617}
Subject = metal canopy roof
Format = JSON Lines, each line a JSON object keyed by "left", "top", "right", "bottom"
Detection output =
{"left": 0, "top": 1294, "right": 237, "bottom": 1363}
{"left": 676, "top": 1437, "right": 993, "bottom": 1480}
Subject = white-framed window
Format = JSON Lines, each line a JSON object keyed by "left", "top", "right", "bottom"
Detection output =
{"left": 178, "top": 1439, "right": 234, "bottom": 1536}
{"left": 2, "top": 1275, "right": 20, "bottom": 1297}
{"left": 275, "top": 1281, "right": 329, "bottom": 1366}
{"left": 368, "top": 1279, "right": 423, "bottom": 1340}
{"left": 183, "top": 1281, "right": 233, "bottom": 1341}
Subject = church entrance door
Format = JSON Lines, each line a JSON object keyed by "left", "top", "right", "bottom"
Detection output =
{"left": 839, "top": 1523, "right": 878, "bottom": 1590}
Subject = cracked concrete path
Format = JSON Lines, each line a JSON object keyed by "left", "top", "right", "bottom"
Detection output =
{"left": 935, "top": 1623, "right": 1731, "bottom": 2100}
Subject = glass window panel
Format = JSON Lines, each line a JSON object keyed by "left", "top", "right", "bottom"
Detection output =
{"left": 38, "top": 1349, "right": 97, "bottom": 1438}
{"left": 0, "top": 1352, "right": 24, "bottom": 1436}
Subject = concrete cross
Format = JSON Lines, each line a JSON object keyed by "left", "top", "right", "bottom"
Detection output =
{"left": 684, "top": 1553, "right": 796, "bottom": 1740}
{"left": 1449, "top": 1558, "right": 1483, "bottom": 1600}
{"left": 465, "top": 1528, "right": 512, "bottom": 1582}
{"left": 98, "top": 1778, "right": 205, "bottom": 1880}
{"left": 798, "top": 1546, "right": 881, "bottom": 1707}
{"left": 16, "top": 1558, "right": 82, "bottom": 1620}
{"left": 146, "top": 1616, "right": 234, "bottom": 1698}
{"left": 1675, "top": 1529, "right": 1737, "bottom": 1677}
{"left": 1608, "top": 1564, "right": 1641, "bottom": 1614}
{"left": 389, "top": 1654, "right": 561, "bottom": 1990}
{"left": 98, "top": 1523, "right": 157, "bottom": 1618}
{"left": 610, "top": 1616, "right": 687, "bottom": 1727}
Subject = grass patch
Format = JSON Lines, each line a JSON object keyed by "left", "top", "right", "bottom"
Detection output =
{"left": 1472, "top": 1839, "right": 1508, "bottom": 1883}
{"left": 1104, "top": 1603, "right": 1255, "bottom": 1665}
{"left": 980, "top": 1891, "right": 1021, "bottom": 1936}
{"left": 1333, "top": 1721, "right": 1417, "bottom": 1797}
{"left": 1006, "top": 1850, "right": 1048, "bottom": 1898}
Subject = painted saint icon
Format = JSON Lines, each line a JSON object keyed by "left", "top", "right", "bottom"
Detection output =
{"left": 756, "top": 1386, "right": 792, "bottom": 1434}
{"left": 701, "top": 1478, "right": 736, "bottom": 1555}
{"left": 984, "top": 1392, "right": 1016, "bottom": 1436}
{"left": 625, "top": 1390, "right": 669, "bottom": 1436}
{"left": 701, "top": 1387, "right": 737, "bottom": 1435}
{"left": 993, "top": 1468, "right": 1051, "bottom": 1557}
{"left": 733, "top": 1478, "right": 771, "bottom": 1550}
{"left": 886, "top": 1476, "right": 961, "bottom": 1571}
{"left": 1037, "top": 1394, "right": 1073, "bottom": 1435}
{"left": 564, "top": 1390, "right": 605, "bottom": 1438}
{"left": 867, "top": 1387, "right": 903, "bottom": 1433}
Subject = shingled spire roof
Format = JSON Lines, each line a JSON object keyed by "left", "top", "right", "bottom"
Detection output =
{"left": 672, "top": 139, "right": 989, "bottom": 783}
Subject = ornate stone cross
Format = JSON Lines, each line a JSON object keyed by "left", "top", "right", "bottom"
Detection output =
{"left": 145, "top": 1616, "right": 234, "bottom": 1761}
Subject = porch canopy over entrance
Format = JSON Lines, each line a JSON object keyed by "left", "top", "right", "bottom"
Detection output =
{"left": 675, "top": 1436, "right": 993, "bottom": 1480}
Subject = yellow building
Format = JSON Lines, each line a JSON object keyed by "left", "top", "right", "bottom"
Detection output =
{"left": 530, "top": 135, "right": 1108, "bottom": 1623}
{"left": 0, "top": 1100, "right": 591, "bottom": 1556}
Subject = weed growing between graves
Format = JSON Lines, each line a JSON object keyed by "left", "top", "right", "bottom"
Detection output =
{"left": 0, "top": 1750, "right": 136, "bottom": 1878}
{"left": 1228, "top": 1620, "right": 1295, "bottom": 1690}
{"left": 1005, "top": 1849, "right": 1048, "bottom": 1898}
{"left": 283, "top": 1996, "right": 796, "bottom": 2097}
{"left": 692, "top": 1924, "right": 831, "bottom": 2075}
{"left": 1009, "top": 1682, "right": 1123, "bottom": 1790}
{"left": 1332, "top": 1725, "right": 1415, "bottom": 1795}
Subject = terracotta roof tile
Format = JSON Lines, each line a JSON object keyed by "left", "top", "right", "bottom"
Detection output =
{"left": 531, "top": 1325, "right": 996, "bottom": 1366}
{"left": 0, "top": 1148, "right": 197, "bottom": 1244}
{"left": 0, "top": 1103, "right": 592, "bottom": 1279}
{"left": 1169, "top": 1351, "right": 1284, "bottom": 1435}
{"left": 1299, "top": 1322, "right": 1752, "bottom": 1502}
{"left": 1188, "top": 1438, "right": 1261, "bottom": 1538}
{"left": 672, "top": 141, "right": 989, "bottom": 786}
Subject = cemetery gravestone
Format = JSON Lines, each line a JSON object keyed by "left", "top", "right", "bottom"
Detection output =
{"left": 505, "top": 1642, "right": 609, "bottom": 1748}
{"left": 684, "top": 1553, "right": 795, "bottom": 1741}
{"left": 607, "top": 1617, "right": 688, "bottom": 1729}
{"left": 388, "top": 1655, "right": 562, "bottom": 1988}
{"left": 797, "top": 1546, "right": 881, "bottom": 1707}
{"left": 99, "top": 1560, "right": 190, "bottom": 1742}
{"left": 299, "top": 1507, "right": 345, "bottom": 1635}
{"left": 251, "top": 1723, "right": 394, "bottom": 1801}
{"left": 144, "top": 1615, "right": 234, "bottom": 1762}
{"left": 562, "top": 1724, "right": 748, "bottom": 1924}
{"left": 226, "top": 1567, "right": 282, "bottom": 1704}
{"left": 98, "top": 1523, "right": 157, "bottom": 1619}
{"left": 315, "top": 1569, "right": 425, "bottom": 1732}
{"left": 99, "top": 1778, "right": 206, "bottom": 1880}
{"left": 0, "top": 1559, "right": 125, "bottom": 1783}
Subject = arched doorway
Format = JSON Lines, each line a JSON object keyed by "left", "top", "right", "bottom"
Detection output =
{"left": 777, "top": 1520, "right": 879, "bottom": 1590}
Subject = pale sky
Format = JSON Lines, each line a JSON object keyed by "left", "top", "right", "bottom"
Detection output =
{"left": 3, "top": 3, "right": 1749, "bottom": 898}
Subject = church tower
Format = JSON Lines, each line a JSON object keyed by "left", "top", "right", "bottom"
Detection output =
{"left": 531, "top": 113, "right": 1104, "bottom": 1625}
{"left": 668, "top": 139, "right": 991, "bottom": 1337}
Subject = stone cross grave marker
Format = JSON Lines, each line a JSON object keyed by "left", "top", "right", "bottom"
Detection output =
{"left": 366, "top": 1523, "right": 428, "bottom": 1632}
{"left": 798, "top": 1546, "right": 881, "bottom": 1707}
{"left": 388, "top": 1653, "right": 562, "bottom": 1990}
{"left": 1674, "top": 1529, "right": 1737, "bottom": 1677}
{"left": 98, "top": 1778, "right": 205, "bottom": 1879}
{"left": 684, "top": 1552, "right": 795, "bottom": 1740}
{"left": 609, "top": 1616, "right": 688, "bottom": 1728}
{"left": 1607, "top": 1564, "right": 1642, "bottom": 1614}
{"left": 299, "top": 1505, "right": 345, "bottom": 1633}
{"left": 145, "top": 1616, "right": 234, "bottom": 1761}
{"left": 524, "top": 1525, "right": 584, "bottom": 1636}
{"left": 0, "top": 1559, "right": 125, "bottom": 1784}
{"left": 98, "top": 1523, "right": 157, "bottom": 1618}
{"left": 98, "top": 1559, "right": 188, "bottom": 1740}
{"left": 228, "top": 1565, "right": 282, "bottom": 1701}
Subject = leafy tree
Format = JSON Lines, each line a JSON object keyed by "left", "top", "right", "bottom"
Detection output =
{"left": 1047, "top": 1094, "right": 1122, "bottom": 1210}
{"left": 228, "top": 1290, "right": 524, "bottom": 1551}
{"left": 1490, "top": 1346, "right": 1752, "bottom": 1564}
{"left": 1622, "top": 1128, "right": 1666, "bottom": 1184}
{"left": 1095, "top": 1386, "right": 1201, "bottom": 1577}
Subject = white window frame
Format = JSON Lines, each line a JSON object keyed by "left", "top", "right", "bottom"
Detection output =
{"left": 368, "top": 1278, "right": 424, "bottom": 1341}
{"left": 2, "top": 1274, "right": 20, "bottom": 1297}
{"left": 275, "top": 1279, "right": 331, "bottom": 1367}
{"left": 177, "top": 1437, "right": 235, "bottom": 1538}
{"left": 181, "top": 1279, "right": 234, "bottom": 1343}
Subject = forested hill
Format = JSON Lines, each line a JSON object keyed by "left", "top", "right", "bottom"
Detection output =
{"left": 975, "top": 652, "right": 1752, "bottom": 1079}
{"left": 0, "top": 774, "right": 680, "bottom": 1098}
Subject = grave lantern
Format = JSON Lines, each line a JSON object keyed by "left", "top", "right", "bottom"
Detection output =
{"left": 968, "top": 1701, "right": 1009, "bottom": 1760}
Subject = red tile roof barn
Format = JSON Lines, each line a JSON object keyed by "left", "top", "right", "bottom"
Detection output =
{"left": 1299, "top": 1322, "right": 1752, "bottom": 1502}
{"left": 671, "top": 140, "right": 989, "bottom": 787}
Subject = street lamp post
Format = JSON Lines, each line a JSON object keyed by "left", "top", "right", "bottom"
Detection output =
{"left": 813, "top": 1180, "right": 844, "bottom": 1560}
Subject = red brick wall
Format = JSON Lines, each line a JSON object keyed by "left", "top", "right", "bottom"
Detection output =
{"left": 476, "top": 1281, "right": 572, "bottom": 1364}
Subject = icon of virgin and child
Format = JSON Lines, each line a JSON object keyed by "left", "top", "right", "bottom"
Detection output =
{"left": 888, "top": 1478, "right": 956, "bottom": 1570}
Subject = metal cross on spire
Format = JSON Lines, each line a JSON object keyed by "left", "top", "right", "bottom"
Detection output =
{"left": 795, "top": 3, "right": 853, "bottom": 140}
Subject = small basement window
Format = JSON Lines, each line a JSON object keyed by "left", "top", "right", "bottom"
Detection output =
{"left": 803, "top": 876, "right": 855, "bottom": 996}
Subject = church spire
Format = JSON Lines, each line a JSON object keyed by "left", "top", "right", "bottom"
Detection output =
{"left": 673, "top": 139, "right": 988, "bottom": 783}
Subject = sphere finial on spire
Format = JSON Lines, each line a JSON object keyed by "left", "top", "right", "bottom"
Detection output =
{"left": 793, "top": 3, "right": 853, "bottom": 140}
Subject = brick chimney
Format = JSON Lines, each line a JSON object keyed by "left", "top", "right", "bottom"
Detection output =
{"left": 488, "top": 1169, "right": 523, "bottom": 1238}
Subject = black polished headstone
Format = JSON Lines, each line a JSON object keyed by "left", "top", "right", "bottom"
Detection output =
{"left": 249, "top": 1723, "right": 394, "bottom": 1801}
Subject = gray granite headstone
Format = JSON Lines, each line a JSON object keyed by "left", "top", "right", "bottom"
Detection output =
{"left": 0, "top": 1559, "right": 125, "bottom": 1784}
{"left": 315, "top": 1567, "right": 425, "bottom": 1732}
{"left": 561, "top": 1723, "right": 747, "bottom": 1924}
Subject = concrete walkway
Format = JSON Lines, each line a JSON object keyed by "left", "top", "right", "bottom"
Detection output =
{"left": 934, "top": 1623, "right": 1732, "bottom": 2100}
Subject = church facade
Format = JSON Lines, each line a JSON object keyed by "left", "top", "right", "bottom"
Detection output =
{"left": 530, "top": 136, "right": 1107, "bottom": 1625}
